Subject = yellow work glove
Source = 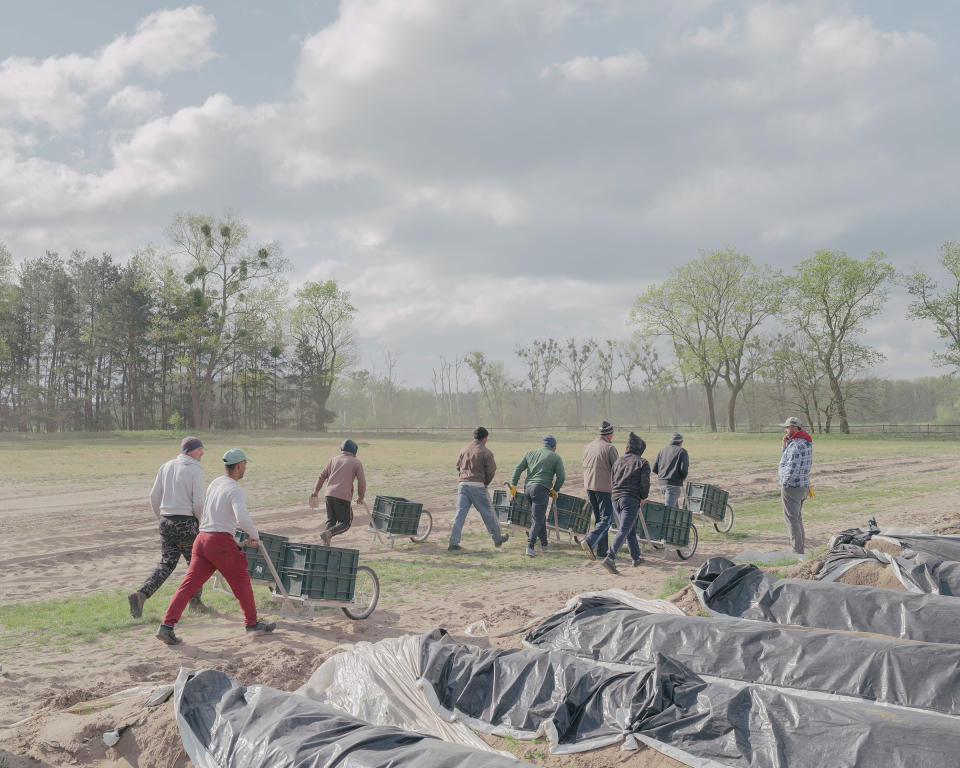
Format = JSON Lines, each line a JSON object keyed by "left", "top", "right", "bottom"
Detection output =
{"left": 549, "top": 489, "right": 558, "bottom": 499}
{"left": 808, "top": 485, "right": 815, "bottom": 498}
{"left": 508, "top": 485, "right": 517, "bottom": 498}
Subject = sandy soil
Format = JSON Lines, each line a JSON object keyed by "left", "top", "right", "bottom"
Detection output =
{"left": 3, "top": 452, "right": 960, "bottom": 767}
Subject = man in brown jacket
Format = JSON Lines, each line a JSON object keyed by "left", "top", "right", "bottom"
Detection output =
{"left": 310, "top": 439, "right": 366, "bottom": 545}
{"left": 580, "top": 421, "right": 619, "bottom": 560}
{"left": 448, "top": 427, "right": 509, "bottom": 551}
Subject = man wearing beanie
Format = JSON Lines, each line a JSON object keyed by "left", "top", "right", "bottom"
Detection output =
{"left": 128, "top": 436, "right": 208, "bottom": 619}
{"left": 510, "top": 435, "right": 566, "bottom": 557}
{"left": 311, "top": 439, "right": 366, "bottom": 545}
{"left": 602, "top": 432, "right": 650, "bottom": 574}
{"left": 448, "top": 427, "right": 509, "bottom": 551}
{"left": 580, "top": 421, "right": 619, "bottom": 561}
{"left": 652, "top": 433, "right": 689, "bottom": 508}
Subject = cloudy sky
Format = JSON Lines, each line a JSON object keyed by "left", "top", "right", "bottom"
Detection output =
{"left": 2, "top": 0, "right": 959, "bottom": 386}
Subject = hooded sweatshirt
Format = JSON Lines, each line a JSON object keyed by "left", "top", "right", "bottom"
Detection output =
{"left": 779, "top": 429, "right": 813, "bottom": 487}
{"left": 149, "top": 453, "right": 205, "bottom": 520}
{"left": 611, "top": 434, "right": 650, "bottom": 501}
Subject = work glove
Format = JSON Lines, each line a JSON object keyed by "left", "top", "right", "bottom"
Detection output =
{"left": 549, "top": 489, "right": 558, "bottom": 499}
{"left": 808, "top": 485, "right": 815, "bottom": 498}
{"left": 508, "top": 485, "right": 517, "bottom": 498}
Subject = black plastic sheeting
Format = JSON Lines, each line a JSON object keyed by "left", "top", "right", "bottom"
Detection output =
{"left": 523, "top": 594, "right": 960, "bottom": 716}
{"left": 889, "top": 534, "right": 960, "bottom": 561}
{"left": 692, "top": 556, "right": 960, "bottom": 643}
{"left": 417, "top": 629, "right": 960, "bottom": 767}
{"left": 818, "top": 542, "right": 960, "bottom": 596}
{"left": 173, "top": 667, "right": 535, "bottom": 768}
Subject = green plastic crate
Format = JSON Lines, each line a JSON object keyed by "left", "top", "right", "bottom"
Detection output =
{"left": 371, "top": 495, "right": 424, "bottom": 536}
{"left": 278, "top": 565, "right": 357, "bottom": 601}
{"left": 282, "top": 542, "right": 359, "bottom": 572}
{"left": 492, "top": 489, "right": 533, "bottom": 527}
{"left": 235, "top": 529, "right": 289, "bottom": 582}
{"left": 553, "top": 493, "right": 592, "bottom": 535}
{"left": 641, "top": 502, "right": 691, "bottom": 547}
{"left": 685, "top": 482, "right": 729, "bottom": 522}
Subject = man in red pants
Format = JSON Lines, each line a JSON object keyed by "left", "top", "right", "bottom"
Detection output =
{"left": 156, "top": 448, "right": 276, "bottom": 645}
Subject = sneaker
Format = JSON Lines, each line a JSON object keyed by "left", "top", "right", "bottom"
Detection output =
{"left": 245, "top": 620, "right": 276, "bottom": 634}
{"left": 632, "top": 558, "right": 643, "bottom": 567}
{"left": 580, "top": 539, "right": 596, "bottom": 561}
{"left": 155, "top": 624, "right": 181, "bottom": 645}
{"left": 128, "top": 591, "right": 146, "bottom": 619}
{"left": 600, "top": 558, "right": 620, "bottom": 575}
{"left": 188, "top": 596, "right": 210, "bottom": 614}
{"left": 540, "top": 543, "right": 550, "bottom": 553}
{"left": 320, "top": 532, "right": 332, "bottom": 546}
{"left": 494, "top": 533, "right": 509, "bottom": 549}
{"left": 447, "top": 544, "right": 464, "bottom": 552}
{"left": 524, "top": 547, "right": 538, "bottom": 557}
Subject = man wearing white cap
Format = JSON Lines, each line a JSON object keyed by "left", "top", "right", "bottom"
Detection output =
{"left": 128, "top": 436, "right": 207, "bottom": 619}
{"left": 779, "top": 417, "right": 813, "bottom": 554}
{"left": 156, "top": 448, "right": 276, "bottom": 645}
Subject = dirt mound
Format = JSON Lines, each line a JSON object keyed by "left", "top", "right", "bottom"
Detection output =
{"left": 866, "top": 538, "right": 904, "bottom": 557}
{"left": 218, "top": 644, "right": 324, "bottom": 691}
{"left": 666, "top": 584, "right": 703, "bottom": 615}
{"left": 781, "top": 553, "right": 828, "bottom": 580}
{"left": 834, "top": 561, "right": 906, "bottom": 591}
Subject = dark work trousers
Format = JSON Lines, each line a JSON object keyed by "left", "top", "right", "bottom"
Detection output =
{"left": 324, "top": 496, "right": 353, "bottom": 539}
{"left": 139, "top": 515, "right": 202, "bottom": 601}
{"left": 584, "top": 490, "right": 613, "bottom": 558}
{"left": 525, "top": 483, "right": 551, "bottom": 548}
{"left": 606, "top": 496, "right": 642, "bottom": 564}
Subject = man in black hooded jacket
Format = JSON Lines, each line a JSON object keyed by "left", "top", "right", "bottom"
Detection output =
{"left": 601, "top": 432, "right": 650, "bottom": 574}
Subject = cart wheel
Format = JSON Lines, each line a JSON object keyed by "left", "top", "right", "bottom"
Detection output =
{"left": 342, "top": 565, "right": 380, "bottom": 620}
{"left": 714, "top": 504, "right": 735, "bottom": 534}
{"left": 573, "top": 535, "right": 580, "bottom": 544}
{"left": 410, "top": 510, "right": 433, "bottom": 543}
{"left": 676, "top": 524, "right": 698, "bottom": 560}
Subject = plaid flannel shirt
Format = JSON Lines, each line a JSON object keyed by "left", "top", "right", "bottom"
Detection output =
{"left": 778, "top": 437, "right": 812, "bottom": 487}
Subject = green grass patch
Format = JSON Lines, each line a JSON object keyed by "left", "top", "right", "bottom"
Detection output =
{"left": 656, "top": 568, "right": 691, "bottom": 598}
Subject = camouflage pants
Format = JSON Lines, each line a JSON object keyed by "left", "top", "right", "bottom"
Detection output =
{"left": 139, "top": 516, "right": 202, "bottom": 600}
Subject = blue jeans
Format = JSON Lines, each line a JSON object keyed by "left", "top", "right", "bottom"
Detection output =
{"left": 661, "top": 484, "right": 683, "bottom": 508}
{"left": 607, "top": 496, "right": 642, "bottom": 564}
{"left": 449, "top": 485, "right": 504, "bottom": 546}
{"left": 526, "top": 484, "right": 550, "bottom": 548}
{"left": 584, "top": 490, "right": 612, "bottom": 557}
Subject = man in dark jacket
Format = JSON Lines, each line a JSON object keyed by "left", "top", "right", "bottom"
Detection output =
{"left": 652, "top": 433, "right": 689, "bottom": 508}
{"left": 601, "top": 432, "right": 650, "bottom": 575}
{"left": 448, "top": 427, "right": 509, "bottom": 551}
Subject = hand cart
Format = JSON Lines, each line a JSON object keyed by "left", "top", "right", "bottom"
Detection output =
{"left": 216, "top": 531, "right": 380, "bottom": 620}
{"left": 613, "top": 500, "right": 698, "bottom": 560}
{"left": 367, "top": 496, "right": 433, "bottom": 548}
{"left": 683, "top": 482, "right": 735, "bottom": 534}
{"left": 492, "top": 486, "right": 592, "bottom": 545}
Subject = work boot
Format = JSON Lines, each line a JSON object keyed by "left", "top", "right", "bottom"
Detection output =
{"left": 447, "top": 544, "right": 464, "bottom": 552}
{"left": 600, "top": 558, "right": 620, "bottom": 575}
{"left": 524, "top": 547, "right": 538, "bottom": 558}
{"left": 245, "top": 620, "right": 276, "bottom": 634}
{"left": 540, "top": 543, "right": 550, "bottom": 553}
{"left": 128, "top": 591, "right": 146, "bottom": 619}
{"left": 494, "top": 533, "right": 510, "bottom": 549}
{"left": 580, "top": 539, "right": 596, "bottom": 561}
{"left": 155, "top": 624, "right": 181, "bottom": 645}
{"left": 632, "top": 558, "right": 643, "bottom": 567}
{"left": 188, "top": 596, "right": 210, "bottom": 614}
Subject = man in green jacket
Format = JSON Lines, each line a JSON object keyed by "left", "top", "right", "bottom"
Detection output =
{"left": 510, "top": 435, "right": 565, "bottom": 557}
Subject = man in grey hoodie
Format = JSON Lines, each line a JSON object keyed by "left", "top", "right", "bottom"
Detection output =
{"left": 652, "top": 433, "right": 689, "bottom": 508}
{"left": 128, "top": 436, "right": 207, "bottom": 618}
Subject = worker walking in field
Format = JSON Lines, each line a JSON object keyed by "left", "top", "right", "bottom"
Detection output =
{"left": 580, "top": 421, "right": 618, "bottom": 561}
{"left": 653, "top": 433, "right": 689, "bottom": 508}
{"left": 156, "top": 448, "right": 275, "bottom": 645}
{"left": 310, "top": 439, "right": 366, "bottom": 546}
{"left": 601, "top": 432, "right": 650, "bottom": 575}
{"left": 779, "top": 417, "right": 813, "bottom": 555}
{"left": 510, "top": 435, "right": 565, "bottom": 557}
{"left": 448, "top": 427, "right": 510, "bottom": 551}
{"left": 128, "top": 436, "right": 208, "bottom": 619}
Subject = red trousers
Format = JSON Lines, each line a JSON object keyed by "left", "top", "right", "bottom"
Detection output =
{"left": 163, "top": 532, "right": 258, "bottom": 627}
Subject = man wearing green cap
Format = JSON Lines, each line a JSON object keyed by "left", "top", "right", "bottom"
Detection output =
{"left": 510, "top": 435, "right": 565, "bottom": 557}
{"left": 310, "top": 439, "right": 366, "bottom": 545}
{"left": 157, "top": 448, "right": 276, "bottom": 645}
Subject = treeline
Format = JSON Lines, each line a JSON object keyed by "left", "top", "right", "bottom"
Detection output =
{"left": 4, "top": 217, "right": 960, "bottom": 434}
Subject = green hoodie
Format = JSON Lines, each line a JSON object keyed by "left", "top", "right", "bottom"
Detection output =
{"left": 511, "top": 446, "right": 565, "bottom": 492}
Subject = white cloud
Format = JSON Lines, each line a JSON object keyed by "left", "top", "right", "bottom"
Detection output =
{"left": 545, "top": 49, "right": 649, "bottom": 82}
{"left": 104, "top": 85, "right": 164, "bottom": 118}
{"left": 0, "top": 6, "right": 215, "bottom": 132}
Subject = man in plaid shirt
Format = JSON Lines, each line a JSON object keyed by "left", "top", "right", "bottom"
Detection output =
{"left": 778, "top": 416, "right": 813, "bottom": 554}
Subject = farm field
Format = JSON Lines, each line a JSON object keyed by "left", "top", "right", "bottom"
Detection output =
{"left": 2, "top": 429, "right": 959, "bottom": 767}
